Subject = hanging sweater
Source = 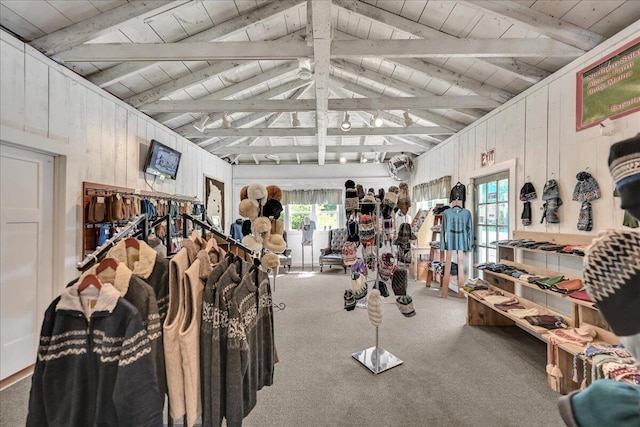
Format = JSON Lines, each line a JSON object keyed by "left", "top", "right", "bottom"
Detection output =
{"left": 225, "top": 267, "right": 275, "bottom": 426}
{"left": 27, "top": 282, "right": 162, "bottom": 427}
{"left": 68, "top": 263, "right": 165, "bottom": 400}
{"left": 441, "top": 207, "right": 473, "bottom": 252}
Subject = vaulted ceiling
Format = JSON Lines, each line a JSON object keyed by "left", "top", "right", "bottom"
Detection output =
{"left": 2, "top": 0, "right": 639, "bottom": 165}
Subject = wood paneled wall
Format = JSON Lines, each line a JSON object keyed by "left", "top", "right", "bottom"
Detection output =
{"left": 0, "top": 30, "right": 233, "bottom": 288}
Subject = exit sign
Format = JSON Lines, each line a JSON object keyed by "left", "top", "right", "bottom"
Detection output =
{"left": 481, "top": 149, "right": 495, "bottom": 167}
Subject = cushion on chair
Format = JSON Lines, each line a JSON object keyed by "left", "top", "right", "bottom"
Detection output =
{"left": 330, "top": 228, "right": 348, "bottom": 252}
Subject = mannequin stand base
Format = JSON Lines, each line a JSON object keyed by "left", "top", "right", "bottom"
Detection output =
{"left": 352, "top": 346, "right": 403, "bottom": 374}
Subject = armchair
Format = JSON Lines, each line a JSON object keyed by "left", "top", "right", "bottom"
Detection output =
{"left": 277, "top": 231, "right": 292, "bottom": 272}
{"left": 319, "top": 228, "right": 348, "bottom": 273}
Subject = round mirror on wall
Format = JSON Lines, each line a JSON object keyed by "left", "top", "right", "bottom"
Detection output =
{"left": 387, "top": 154, "right": 414, "bottom": 181}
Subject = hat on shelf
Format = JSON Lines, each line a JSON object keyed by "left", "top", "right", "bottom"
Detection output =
{"left": 608, "top": 133, "right": 640, "bottom": 220}
{"left": 266, "top": 184, "right": 283, "bottom": 202}
{"left": 395, "top": 295, "right": 416, "bottom": 317}
{"left": 344, "top": 289, "right": 356, "bottom": 311}
{"left": 392, "top": 268, "right": 408, "bottom": 296}
{"left": 342, "top": 241, "right": 358, "bottom": 266}
{"left": 582, "top": 229, "right": 640, "bottom": 361}
{"left": 262, "top": 199, "right": 283, "bottom": 220}
{"left": 367, "top": 289, "right": 383, "bottom": 326}
{"left": 379, "top": 252, "right": 396, "bottom": 281}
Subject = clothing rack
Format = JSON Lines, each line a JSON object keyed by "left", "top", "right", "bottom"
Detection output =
{"left": 77, "top": 215, "right": 149, "bottom": 271}
{"left": 84, "top": 185, "right": 201, "bottom": 204}
{"left": 181, "top": 213, "right": 255, "bottom": 256}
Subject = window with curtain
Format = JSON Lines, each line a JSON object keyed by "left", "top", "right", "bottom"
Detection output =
{"left": 282, "top": 189, "right": 342, "bottom": 231}
{"left": 412, "top": 176, "right": 452, "bottom": 203}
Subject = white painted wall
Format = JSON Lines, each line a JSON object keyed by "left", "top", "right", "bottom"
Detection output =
{"left": 412, "top": 21, "right": 640, "bottom": 238}
{"left": 0, "top": 30, "right": 233, "bottom": 290}
{"left": 233, "top": 163, "right": 398, "bottom": 265}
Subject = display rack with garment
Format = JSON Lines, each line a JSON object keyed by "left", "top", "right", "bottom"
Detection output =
{"left": 440, "top": 205, "right": 473, "bottom": 298}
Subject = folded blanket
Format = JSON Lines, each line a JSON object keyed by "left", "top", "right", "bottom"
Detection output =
{"left": 508, "top": 308, "right": 540, "bottom": 318}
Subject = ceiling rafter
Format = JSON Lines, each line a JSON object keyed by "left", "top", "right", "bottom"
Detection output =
{"left": 333, "top": 0, "right": 550, "bottom": 83}
{"left": 213, "top": 144, "right": 427, "bottom": 155}
{"left": 29, "top": 0, "right": 191, "bottom": 56}
{"left": 86, "top": 0, "right": 305, "bottom": 88}
{"left": 330, "top": 76, "right": 467, "bottom": 132}
{"left": 153, "top": 60, "right": 301, "bottom": 124}
{"left": 311, "top": 0, "right": 332, "bottom": 165}
{"left": 185, "top": 126, "right": 452, "bottom": 138}
{"left": 458, "top": 0, "right": 605, "bottom": 51}
{"left": 332, "top": 59, "right": 486, "bottom": 120}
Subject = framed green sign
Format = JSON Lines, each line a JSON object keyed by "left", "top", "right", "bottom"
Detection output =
{"left": 576, "top": 37, "right": 640, "bottom": 131}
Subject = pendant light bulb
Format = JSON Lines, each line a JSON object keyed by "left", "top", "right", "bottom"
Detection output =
{"left": 222, "top": 112, "right": 231, "bottom": 129}
{"left": 373, "top": 111, "right": 383, "bottom": 127}
{"left": 341, "top": 112, "right": 352, "bottom": 132}
{"left": 339, "top": 154, "right": 347, "bottom": 164}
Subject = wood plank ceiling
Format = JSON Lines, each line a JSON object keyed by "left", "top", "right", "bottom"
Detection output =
{"left": 2, "top": 0, "right": 638, "bottom": 165}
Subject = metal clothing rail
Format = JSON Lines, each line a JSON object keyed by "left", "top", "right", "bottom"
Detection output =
{"left": 77, "top": 215, "right": 149, "bottom": 271}
{"left": 181, "top": 213, "right": 255, "bottom": 256}
{"left": 84, "top": 186, "right": 201, "bottom": 204}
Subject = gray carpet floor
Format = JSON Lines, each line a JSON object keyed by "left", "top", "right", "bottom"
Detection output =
{"left": 1, "top": 268, "right": 564, "bottom": 427}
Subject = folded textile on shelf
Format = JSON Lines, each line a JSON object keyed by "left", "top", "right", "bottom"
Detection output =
{"left": 524, "top": 315, "right": 568, "bottom": 329}
{"left": 484, "top": 295, "right": 517, "bottom": 305}
{"left": 508, "top": 308, "right": 540, "bottom": 318}
{"left": 495, "top": 303, "right": 525, "bottom": 312}
{"left": 472, "top": 289, "right": 503, "bottom": 300}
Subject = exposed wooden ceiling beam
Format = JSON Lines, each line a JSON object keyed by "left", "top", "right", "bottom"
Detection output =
{"left": 311, "top": 0, "right": 332, "bottom": 166}
{"left": 185, "top": 126, "right": 451, "bottom": 138}
{"left": 141, "top": 95, "right": 499, "bottom": 113}
{"left": 212, "top": 144, "right": 427, "bottom": 155}
{"left": 172, "top": 79, "right": 312, "bottom": 136}
{"left": 333, "top": 0, "right": 550, "bottom": 83}
{"left": 86, "top": 0, "right": 305, "bottom": 88}
{"left": 458, "top": 0, "right": 605, "bottom": 51}
{"left": 330, "top": 76, "right": 467, "bottom": 132}
{"left": 153, "top": 60, "right": 301, "bottom": 124}
{"left": 29, "top": 0, "right": 191, "bottom": 56}
{"left": 127, "top": 30, "right": 306, "bottom": 108}
{"left": 56, "top": 37, "right": 582, "bottom": 62}
{"left": 332, "top": 60, "right": 485, "bottom": 120}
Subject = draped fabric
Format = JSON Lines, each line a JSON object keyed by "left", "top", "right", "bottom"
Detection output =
{"left": 281, "top": 189, "right": 342, "bottom": 205}
{"left": 412, "top": 176, "right": 451, "bottom": 202}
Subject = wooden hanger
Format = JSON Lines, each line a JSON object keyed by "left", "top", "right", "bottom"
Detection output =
{"left": 124, "top": 237, "right": 139, "bottom": 249}
{"left": 96, "top": 257, "right": 119, "bottom": 274}
{"left": 78, "top": 274, "right": 102, "bottom": 293}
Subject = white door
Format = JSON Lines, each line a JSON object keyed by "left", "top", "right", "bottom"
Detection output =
{"left": 1, "top": 143, "right": 54, "bottom": 380}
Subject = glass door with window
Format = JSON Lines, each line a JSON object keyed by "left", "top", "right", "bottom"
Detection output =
{"left": 474, "top": 172, "right": 509, "bottom": 265}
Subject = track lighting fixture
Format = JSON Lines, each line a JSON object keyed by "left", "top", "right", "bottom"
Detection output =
{"left": 360, "top": 153, "right": 368, "bottom": 163}
{"left": 265, "top": 153, "right": 280, "bottom": 164}
{"left": 292, "top": 112, "right": 301, "bottom": 127}
{"left": 339, "top": 154, "right": 347, "bottom": 164}
{"left": 341, "top": 112, "right": 352, "bottom": 132}
{"left": 373, "top": 111, "right": 383, "bottom": 127}
{"left": 403, "top": 111, "right": 414, "bottom": 127}
{"left": 222, "top": 112, "right": 231, "bottom": 129}
{"left": 193, "top": 114, "right": 210, "bottom": 132}
{"left": 373, "top": 153, "right": 380, "bottom": 164}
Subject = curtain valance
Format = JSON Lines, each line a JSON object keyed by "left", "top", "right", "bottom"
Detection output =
{"left": 281, "top": 189, "right": 342, "bottom": 205}
{"left": 412, "top": 176, "right": 451, "bottom": 202}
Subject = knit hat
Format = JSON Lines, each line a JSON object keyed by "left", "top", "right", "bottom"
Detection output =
{"left": 583, "top": 230, "right": 640, "bottom": 362}
{"left": 391, "top": 267, "right": 408, "bottom": 296}
{"left": 344, "top": 289, "right": 356, "bottom": 311}
{"left": 266, "top": 184, "right": 282, "bottom": 201}
{"left": 608, "top": 134, "right": 640, "bottom": 220}
{"left": 345, "top": 180, "right": 359, "bottom": 213}
{"left": 264, "top": 233, "right": 286, "bottom": 254}
{"left": 542, "top": 179, "right": 559, "bottom": 200}
{"left": 351, "top": 258, "right": 368, "bottom": 277}
{"left": 358, "top": 214, "right": 376, "bottom": 245}
{"left": 367, "top": 289, "right": 383, "bottom": 326}
{"left": 376, "top": 281, "right": 389, "bottom": 297}
{"left": 577, "top": 200, "right": 593, "bottom": 231}
{"left": 360, "top": 190, "right": 376, "bottom": 215}
{"left": 260, "top": 252, "right": 280, "bottom": 270}
{"left": 242, "top": 235, "right": 263, "bottom": 252}
{"left": 247, "top": 183, "right": 268, "bottom": 208}
{"left": 262, "top": 199, "right": 283, "bottom": 220}
{"left": 356, "top": 184, "right": 365, "bottom": 200}
{"left": 397, "top": 182, "right": 412, "bottom": 215}
{"left": 239, "top": 186, "right": 248, "bottom": 201}
{"left": 251, "top": 217, "right": 271, "bottom": 242}
{"left": 394, "top": 222, "right": 416, "bottom": 245}
{"left": 346, "top": 219, "right": 360, "bottom": 243}
{"left": 377, "top": 188, "right": 385, "bottom": 202}
{"left": 342, "top": 241, "right": 358, "bottom": 266}
{"left": 239, "top": 198, "right": 259, "bottom": 220}
{"left": 365, "top": 253, "right": 377, "bottom": 271}
{"left": 378, "top": 252, "right": 396, "bottom": 281}
{"left": 351, "top": 272, "right": 367, "bottom": 300}
{"left": 519, "top": 182, "right": 537, "bottom": 201}
{"left": 572, "top": 171, "right": 601, "bottom": 202}
{"left": 395, "top": 295, "right": 416, "bottom": 317}
{"left": 381, "top": 186, "right": 398, "bottom": 219}
{"left": 521, "top": 201, "right": 532, "bottom": 226}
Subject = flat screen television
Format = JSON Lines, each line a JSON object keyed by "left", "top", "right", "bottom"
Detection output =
{"left": 143, "top": 139, "right": 182, "bottom": 180}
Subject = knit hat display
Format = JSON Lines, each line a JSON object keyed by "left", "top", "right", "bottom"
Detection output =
{"left": 344, "top": 180, "right": 359, "bottom": 214}
{"left": 351, "top": 272, "right": 367, "bottom": 300}
{"left": 382, "top": 186, "right": 399, "bottom": 219}
{"left": 356, "top": 184, "right": 365, "bottom": 200}
{"left": 262, "top": 199, "right": 283, "bottom": 220}
{"left": 266, "top": 184, "right": 282, "bottom": 202}
{"left": 358, "top": 214, "right": 376, "bottom": 245}
{"left": 367, "top": 289, "right": 383, "bottom": 326}
{"left": 608, "top": 134, "right": 640, "bottom": 220}
{"left": 583, "top": 230, "right": 640, "bottom": 362}
{"left": 264, "top": 233, "right": 286, "bottom": 254}
{"left": 344, "top": 289, "right": 356, "bottom": 311}
{"left": 519, "top": 182, "right": 537, "bottom": 201}
{"left": 395, "top": 295, "right": 416, "bottom": 317}
{"left": 342, "top": 241, "right": 358, "bottom": 266}
{"left": 397, "top": 182, "right": 412, "bottom": 215}
{"left": 351, "top": 258, "right": 368, "bottom": 277}
{"left": 572, "top": 171, "right": 601, "bottom": 202}
{"left": 391, "top": 268, "right": 408, "bottom": 296}
{"left": 378, "top": 253, "right": 396, "bottom": 281}
{"left": 360, "top": 190, "right": 376, "bottom": 215}
{"left": 239, "top": 198, "right": 259, "bottom": 221}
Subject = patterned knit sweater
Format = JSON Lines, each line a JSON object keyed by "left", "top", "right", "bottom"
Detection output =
{"left": 225, "top": 267, "right": 275, "bottom": 427}
{"left": 27, "top": 282, "right": 163, "bottom": 427}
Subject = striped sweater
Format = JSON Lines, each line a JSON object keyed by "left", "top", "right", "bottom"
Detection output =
{"left": 27, "top": 282, "right": 163, "bottom": 427}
